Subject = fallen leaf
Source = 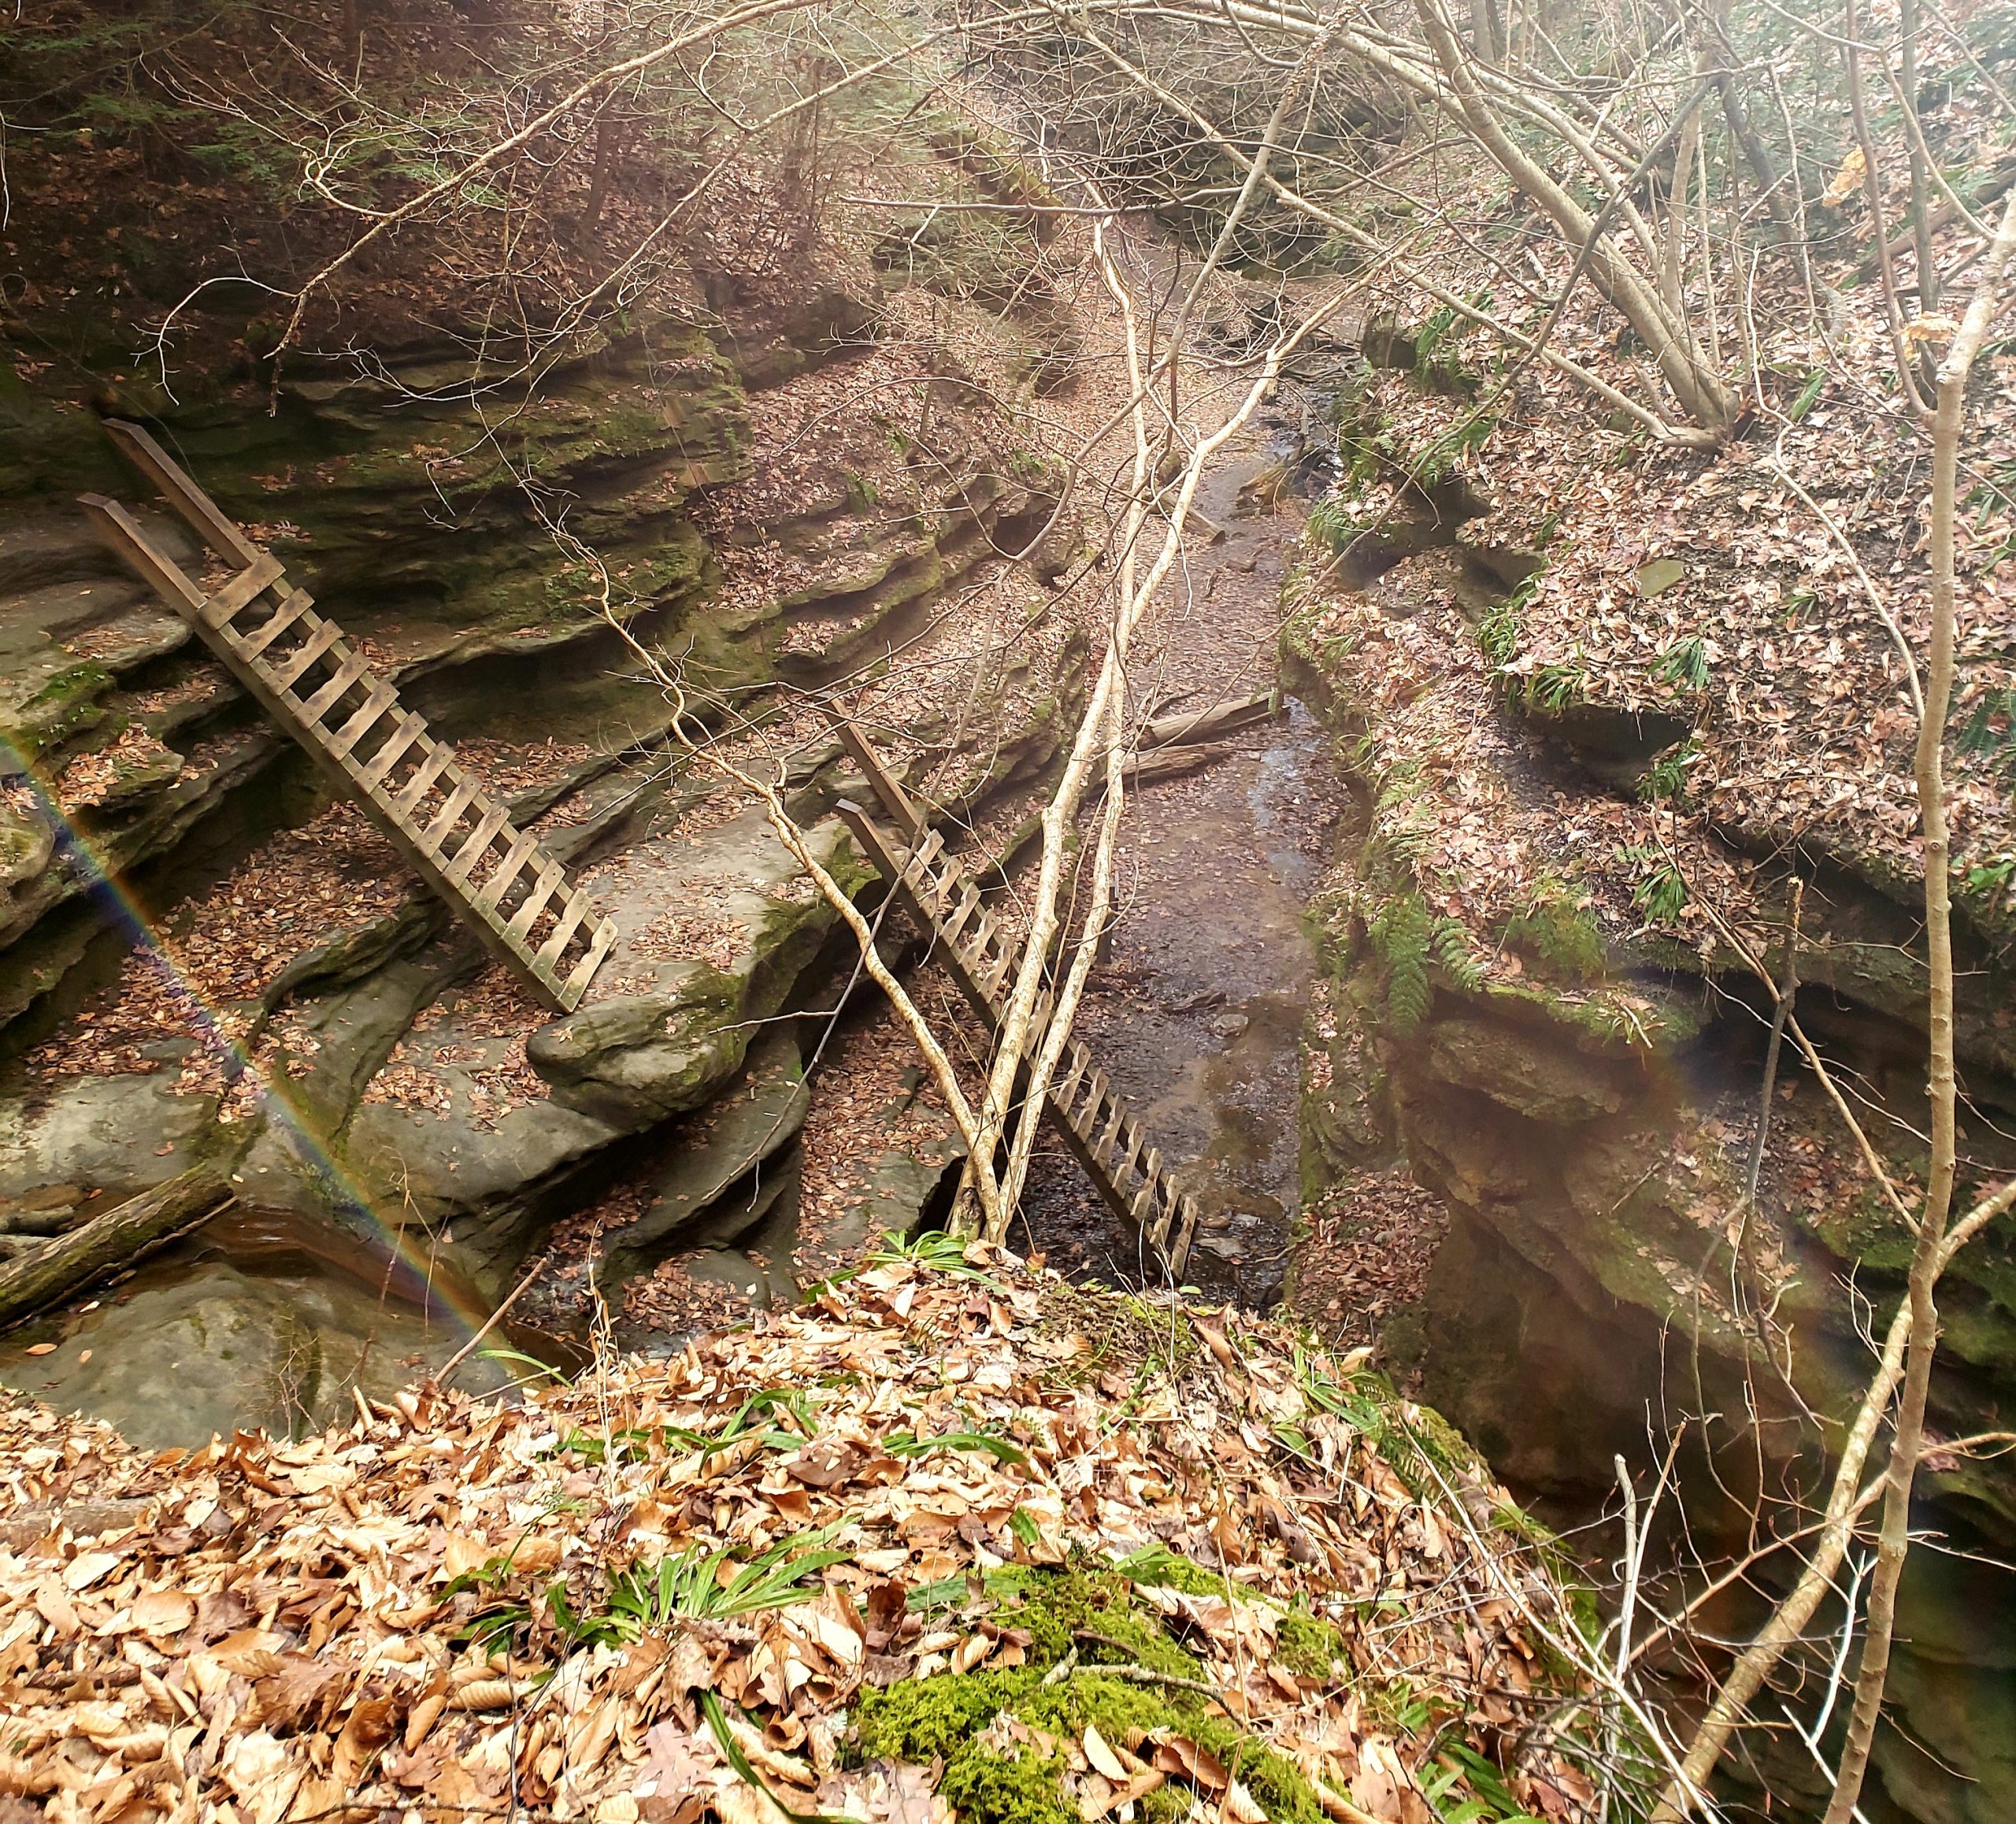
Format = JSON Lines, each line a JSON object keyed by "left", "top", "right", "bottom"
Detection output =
{"left": 128, "top": 1589, "right": 195, "bottom": 1634}
{"left": 1083, "top": 1724, "right": 1127, "bottom": 1781}
{"left": 63, "top": 1551, "right": 122, "bottom": 1591}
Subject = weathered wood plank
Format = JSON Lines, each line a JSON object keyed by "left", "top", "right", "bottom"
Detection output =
{"left": 833, "top": 719, "right": 925, "bottom": 836}
{"left": 420, "top": 780, "right": 479, "bottom": 851}
{"left": 330, "top": 685, "right": 398, "bottom": 758}
{"left": 202, "top": 554, "right": 287, "bottom": 628}
{"left": 79, "top": 496, "right": 208, "bottom": 615}
{"left": 265, "top": 621, "right": 343, "bottom": 692}
{"left": 475, "top": 832, "right": 539, "bottom": 916}
{"left": 558, "top": 918, "right": 619, "bottom": 1009}
{"left": 444, "top": 804, "right": 510, "bottom": 884}
{"left": 389, "top": 747, "right": 454, "bottom": 817}
{"left": 101, "top": 421, "right": 265, "bottom": 569}
{"left": 235, "top": 591, "right": 315, "bottom": 659}
{"left": 533, "top": 895, "right": 594, "bottom": 973}
{"left": 506, "top": 862, "right": 567, "bottom": 944}
{"left": 357, "top": 713, "right": 428, "bottom": 789}
{"left": 299, "top": 651, "right": 372, "bottom": 724}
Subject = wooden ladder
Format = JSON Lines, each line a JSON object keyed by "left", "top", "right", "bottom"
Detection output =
{"left": 80, "top": 421, "right": 617, "bottom": 1014}
{"left": 829, "top": 729, "right": 1200, "bottom": 1273}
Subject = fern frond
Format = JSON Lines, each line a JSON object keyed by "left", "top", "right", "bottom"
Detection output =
{"left": 1373, "top": 893, "right": 1434, "bottom": 1034}
{"left": 1432, "top": 920, "right": 1486, "bottom": 992}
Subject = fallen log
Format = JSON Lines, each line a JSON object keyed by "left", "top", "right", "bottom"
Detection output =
{"left": 1139, "top": 690, "right": 1284, "bottom": 751}
{"left": 0, "top": 1166, "right": 233, "bottom": 1329}
{"left": 1095, "top": 742, "right": 1236, "bottom": 799}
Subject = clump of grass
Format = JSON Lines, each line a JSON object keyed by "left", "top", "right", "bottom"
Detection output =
{"left": 1621, "top": 848, "right": 1690, "bottom": 924}
{"left": 1503, "top": 883, "right": 1606, "bottom": 981}
{"left": 1651, "top": 634, "right": 1710, "bottom": 692}
{"left": 1636, "top": 740, "right": 1699, "bottom": 803}
{"left": 1523, "top": 660, "right": 1589, "bottom": 714}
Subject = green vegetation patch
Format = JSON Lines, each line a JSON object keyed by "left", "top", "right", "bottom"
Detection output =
{"left": 854, "top": 1565, "right": 1333, "bottom": 1824}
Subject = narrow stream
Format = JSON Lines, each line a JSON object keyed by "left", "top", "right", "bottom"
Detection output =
{"left": 1025, "top": 439, "right": 1342, "bottom": 1300}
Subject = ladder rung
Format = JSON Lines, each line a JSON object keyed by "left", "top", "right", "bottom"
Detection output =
{"left": 390, "top": 747, "right": 454, "bottom": 817}
{"left": 556, "top": 918, "right": 618, "bottom": 1009}
{"left": 329, "top": 684, "right": 398, "bottom": 760}
{"left": 444, "top": 805, "right": 510, "bottom": 884}
{"left": 358, "top": 713, "right": 428, "bottom": 789}
{"left": 201, "top": 554, "right": 285, "bottom": 628}
{"left": 475, "top": 832, "right": 539, "bottom": 916}
{"left": 264, "top": 621, "right": 343, "bottom": 691}
{"left": 298, "top": 651, "right": 372, "bottom": 725}
{"left": 421, "top": 780, "right": 479, "bottom": 851}
{"left": 506, "top": 862, "right": 566, "bottom": 944}
{"left": 235, "top": 591, "right": 314, "bottom": 659}
{"left": 533, "top": 894, "right": 595, "bottom": 972}
{"left": 1116, "top": 1125, "right": 1147, "bottom": 1182}
{"left": 943, "top": 888, "right": 980, "bottom": 944}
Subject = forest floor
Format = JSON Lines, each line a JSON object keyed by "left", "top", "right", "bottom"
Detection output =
{"left": 0, "top": 1240, "right": 1606, "bottom": 1824}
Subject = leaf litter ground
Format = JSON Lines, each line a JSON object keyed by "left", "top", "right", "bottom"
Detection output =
{"left": 0, "top": 1244, "right": 1602, "bottom": 1824}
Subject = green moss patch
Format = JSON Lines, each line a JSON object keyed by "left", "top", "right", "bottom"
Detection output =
{"left": 853, "top": 1565, "right": 1335, "bottom": 1824}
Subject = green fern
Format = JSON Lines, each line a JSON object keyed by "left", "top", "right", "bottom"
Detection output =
{"left": 1373, "top": 892, "right": 1434, "bottom": 1034}
{"left": 1432, "top": 920, "right": 1486, "bottom": 992}
{"left": 1959, "top": 688, "right": 2016, "bottom": 783}
{"left": 1306, "top": 496, "right": 1369, "bottom": 554}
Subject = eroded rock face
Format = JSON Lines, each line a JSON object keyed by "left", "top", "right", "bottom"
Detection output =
{"left": 1282, "top": 370, "right": 2016, "bottom": 1822}
{"left": 1420, "top": 1011, "right": 1631, "bottom": 1123}
{"left": 595, "top": 1028, "right": 812, "bottom": 1288}
{"left": 0, "top": 1249, "right": 508, "bottom": 1450}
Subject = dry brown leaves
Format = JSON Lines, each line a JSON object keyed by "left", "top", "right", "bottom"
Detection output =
{"left": 0, "top": 1248, "right": 1590, "bottom": 1824}
{"left": 25, "top": 805, "right": 416, "bottom": 1087}
{"left": 1303, "top": 207, "right": 2016, "bottom": 961}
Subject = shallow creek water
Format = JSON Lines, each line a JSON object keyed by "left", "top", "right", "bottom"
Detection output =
{"left": 0, "top": 1210, "right": 508, "bottom": 1447}
{"left": 1028, "top": 443, "right": 1342, "bottom": 1299}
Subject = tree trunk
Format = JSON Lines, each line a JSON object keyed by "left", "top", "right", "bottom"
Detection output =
{"left": 0, "top": 1166, "right": 233, "bottom": 1328}
{"left": 580, "top": 112, "right": 624, "bottom": 246}
{"left": 1818, "top": 181, "right": 2016, "bottom": 1824}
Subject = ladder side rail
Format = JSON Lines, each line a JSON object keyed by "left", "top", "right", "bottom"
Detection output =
{"left": 834, "top": 799, "right": 1184, "bottom": 1263}
{"left": 101, "top": 421, "right": 266, "bottom": 570}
